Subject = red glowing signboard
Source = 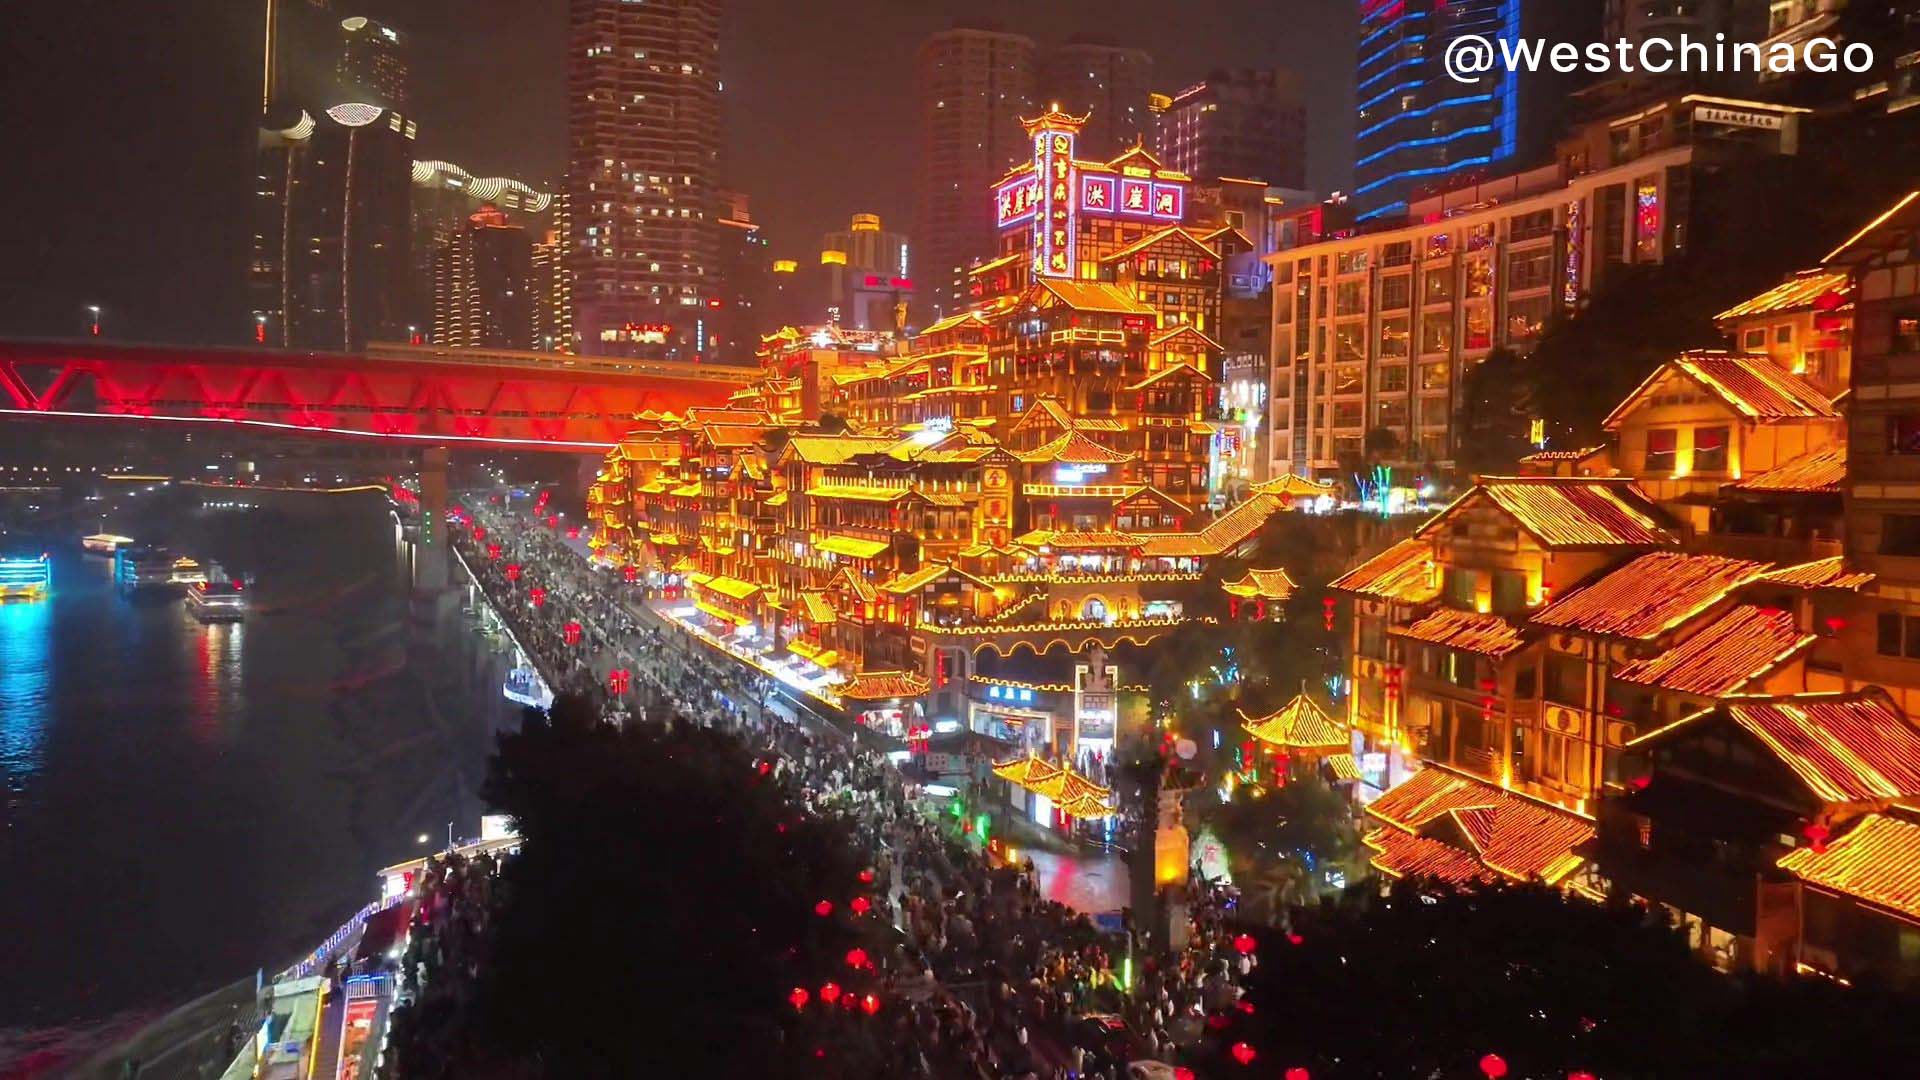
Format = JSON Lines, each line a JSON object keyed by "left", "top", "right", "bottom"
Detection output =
{"left": 995, "top": 176, "right": 1039, "bottom": 226}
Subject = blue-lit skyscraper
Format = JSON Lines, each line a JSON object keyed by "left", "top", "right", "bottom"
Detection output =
{"left": 1351, "top": 0, "right": 1594, "bottom": 224}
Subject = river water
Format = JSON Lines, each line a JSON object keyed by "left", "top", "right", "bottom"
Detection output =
{"left": 0, "top": 489, "right": 519, "bottom": 1034}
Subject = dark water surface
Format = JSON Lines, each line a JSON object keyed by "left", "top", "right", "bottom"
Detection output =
{"left": 0, "top": 491, "right": 516, "bottom": 1029}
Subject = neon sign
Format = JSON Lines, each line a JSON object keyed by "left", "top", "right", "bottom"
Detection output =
{"left": 996, "top": 176, "right": 1038, "bottom": 226}
{"left": 1035, "top": 128, "right": 1076, "bottom": 278}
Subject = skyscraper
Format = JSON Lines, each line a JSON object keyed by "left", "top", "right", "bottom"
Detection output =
{"left": 821, "top": 214, "right": 913, "bottom": 332}
{"left": 1351, "top": 0, "right": 1596, "bottom": 224}
{"left": 251, "top": 103, "right": 416, "bottom": 351}
{"left": 566, "top": 0, "right": 724, "bottom": 359}
{"left": 1039, "top": 35, "right": 1154, "bottom": 159}
{"left": 433, "top": 207, "right": 535, "bottom": 349}
{"left": 337, "top": 15, "right": 409, "bottom": 110}
{"left": 409, "top": 160, "right": 553, "bottom": 341}
{"left": 1156, "top": 69, "right": 1307, "bottom": 188}
{"left": 713, "top": 189, "right": 770, "bottom": 364}
{"left": 913, "top": 25, "right": 1037, "bottom": 318}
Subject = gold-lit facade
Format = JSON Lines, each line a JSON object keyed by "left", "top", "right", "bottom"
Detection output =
{"left": 588, "top": 109, "right": 1292, "bottom": 756}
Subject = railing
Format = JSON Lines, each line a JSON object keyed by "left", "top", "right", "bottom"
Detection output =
{"left": 275, "top": 894, "right": 404, "bottom": 983}
{"left": 364, "top": 341, "right": 755, "bottom": 384}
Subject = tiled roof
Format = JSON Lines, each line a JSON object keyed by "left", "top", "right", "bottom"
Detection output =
{"left": 1099, "top": 225, "right": 1220, "bottom": 264}
{"left": 1221, "top": 568, "right": 1298, "bottom": 601}
{"left": 1420, "top": 478, "right": 1678, "bottom": 549}
{"left": 1139, "top": 492, "right": 1286, "bottom": 558}
{"left": 1034, "top": 278, "right": 1155, "bottom": 315}
{"left": 1759, "top": 556, "right": 1875, "bottom": 591}
{"left": 1777, "top": 813, "right": 1920, "bottom": 921}
{"left": 836, "top": 670, "right": 931, "bottom": 701}
{"left": 1391, "top": 608, "right": 1527, "bottom": 657}
{"left": 816, "top": 534, "right": 891, "bottom": 559}
{"left": 1016, "top": 430, "right": 1136, "bottom": 465}
{"left": 700, "top": 424, "right": 769, "bottom": 448}
{"left": 1715, "top": 269, "right": 1850, "bottom": 323}
{"left": 1251, "top": 473, "right": 1336, "bottom": 500}
{"left": 1603, "top": 351, "right": 1836, "bottom": 429}
{"left": 783, "top": 434, "right": 896, "bottom": 464}
{"left": 1531, "top": 552, "right": 1769, "bottom": 641}
{"left": 1612, "top": 604, "right": 1814, "bottom": 697}
{"left": 1365, "top": 827, "right": 1489, "bottom": 885}
{"left": 832, "top": 567, "right": 877, "bottom": 604}
{"left": 1725, "top": 444, "right": 1846, "bottom": 495}
{"left": 797, "top": 590, "right": 837, "bottom": 624}
{"left": 1125, "top": 362, "right": 1212, "bottom": 390}
{"left": 1325, "top": 753, "right": 1363, "bottom": 783}
{"left": 693, "top": 574, "right": 760, "bottom": 602}
{"left": 1632, "top": 693, "right": 1920, "bottom": 804}
{"left": 1365, "top": 766, "right": 1593, "bottom": 885}
{"left": 1241, "top": 693, "right": 1347, "bottom": 750}
{"left": 1517, "top": 445, "right": 1606, "bottom": 463}
{"left": 805, "top": 483, "right": 913, "bottom": 503}
{"left": 1147, "top": 325, "right": 1225, "bottom": 352}
{"left": 1329, "top": 538, "right": 1439, "bottom": 603}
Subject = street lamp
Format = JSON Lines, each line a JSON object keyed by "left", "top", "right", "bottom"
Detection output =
{"left": 86, "top": 305, "right": 101, "bottom": 337}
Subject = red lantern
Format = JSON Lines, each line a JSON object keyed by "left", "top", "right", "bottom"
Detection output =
{"left": 1804, "top": 821, "right": 1831, "bottom": 853}
{"left": 564, "top": 621, "right": 583, "bottom": 646}
{"left": 567, "top": 525, "right": 581, "bottom": 540}
{"left": 845, "top": 948, "right": 869, "bottom": 969}
{"left": 1322, "top": 596, "right": 1336, "bottom": 631}
{"left": 487, "top": 543, "right": 502, "bottom": 560}
{"left": 623, "top": 565, "right": 638, "bottom": 584}
{"left": 1285, "top": 1069, "right": 1311, "bottom": 1080}
{"left": 850, "top": 896, "right": 872, "bottom": 916}
{"left": 1230, "top": 1042, "right": 1257, "bottom": 1067}
{"left": 860, "top": 993, "right": 880, "bottom": 1016}
{"left": 1479, "top": 1054, "right": 1509, "bottom": 1079}
{"left": 1568, "top": 1073, "right": 1597, "bottom": 1080}
{"left": 814, "top": 900, "right": 833, "bottom": 917}
{"left": 1233, "top": 933, "right": 1257, "bottom": 955}
{"left": 1286, "top": 932, "right": 1303, "bottom": 946}
{"left": 546, "top": 515, "right": 559, "bottom": 529}
{"left": 857, "top": 868, "right": 875, "bottom": 885}
{"left": 472, "top": 525, "right": 486, "bottom": 541}
{"left": 788, "top": 987, "right": 809, "bottom": 1010}
{"left": 529, "top": 586, "right": 547, "bottom": 608}
{"left": 818, "top": 982, "right": 841, "bottom": 1004}
{"left": 504, "top": 563, "right": 522, "bottom": 582}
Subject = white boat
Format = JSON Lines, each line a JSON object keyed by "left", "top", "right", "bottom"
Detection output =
{"left": 187, "top": 580, "right": 247, "bottom": 622}
{"left": 169, "top": 556, "right": 208, "bottom": 586}
{"left": 83, "top": 533, "right": 134, "bottom": 555}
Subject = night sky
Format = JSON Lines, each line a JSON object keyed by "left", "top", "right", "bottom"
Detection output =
{"left": 0, "top": 1, "right": 1355, "bottom": 346}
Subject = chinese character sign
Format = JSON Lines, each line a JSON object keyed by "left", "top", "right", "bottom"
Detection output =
{"left": 1033, "top": 126, "right": 1076, "bottom": 278}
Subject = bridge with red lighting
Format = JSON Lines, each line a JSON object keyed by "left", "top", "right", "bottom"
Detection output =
{"left": 0, "top": 339, "right": 753, "bottom": 453}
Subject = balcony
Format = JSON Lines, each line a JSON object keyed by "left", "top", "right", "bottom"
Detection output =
{"left": 1695, "top": 533, "right": 1841, "bottom": 565}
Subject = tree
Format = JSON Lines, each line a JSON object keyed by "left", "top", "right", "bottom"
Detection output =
{"left": 1455, "top": 346, "right": 1535, "bottom": 478}
{"left": 1363, "top": 424, "right": 1403, "bottom": 465}
{"left": 388, "top": 696, "right": 889, "bottom": 1077}
{"left": 1194, "top": 776, "right": 1361, "bottom": 924}
{"left": 1195, "top": 881, "right": 1920, "bottom": 1077}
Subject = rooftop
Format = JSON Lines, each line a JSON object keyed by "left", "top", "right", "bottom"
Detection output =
{"left": 1611, "top": 604, "right": 1813, "bottom": 698}
{"left": 1420, "top": 477, "right": 1679, "bottom": 550}
{"left": 1777, "top": 813, "right": 1920, "bottom": 922}
{"left": 1531, "top": 552, "right": 1769, "bottom": 642}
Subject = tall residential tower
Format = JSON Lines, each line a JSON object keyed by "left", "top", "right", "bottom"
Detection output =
{"left": 566, "top": 0, "right": 724, "bottom": 357}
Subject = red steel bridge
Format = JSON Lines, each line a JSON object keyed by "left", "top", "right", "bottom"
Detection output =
{"left": 0, "top": 339, "right": 753, "bottom": 453}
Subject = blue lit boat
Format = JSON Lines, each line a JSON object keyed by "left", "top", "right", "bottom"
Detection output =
{"left": 0, "top": 553, "right": 51, "bottom": 601}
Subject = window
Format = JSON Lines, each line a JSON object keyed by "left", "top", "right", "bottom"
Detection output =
{"left": 1492, "top": 571, "right": 1527, "bottom": 613}
{"left": 1646, "top": 428, "right": 1678, "bottom": 473}
{"left": 1380, "top": 316, "right": 1410, "bottom": 358}
{"left": 1507, "top": 296, "right": 1551, "bottom": 343}
{"left": 1693, "top": 426, "right": 1729, "bottom": 474}
{"left": 1420, "top": 362, "right": 1450, "bottom": 391}
{"left": 1381, "top": 275, "right": 1412, "bottom": 310}
{"left": 1332, "top": 402, "right": 1363, "bottom": 428}
{"left": 1335, "top": 281, "right": 1365, "bottom": 316}
{"left": 1444, "top": 568, "right": 1478, "bottom": 608}
{"left": 1877, "top": 612, "right": 1920, "bottom": 659}
{"left": 1333, "top": 366, "right": 1363, "bottom": 394}
{"left": 1891, "top": 414, "right": 1920, "bottom": 455}
{"left": 1337, "top": 250, "right": 1371, "bottom": 275}
{"left": 1379, "top": 365, "right": 1409, "bottom": 392}
{"left": 1382, "top": 241, "right": 1413, "bottom": 267}
{"left": 1508, "top": 250, "right": 1554, "bottom": 291}
{"left": 1421, "top": 318, "right": 1454, "bottom": 354}
{"left": 1465, "top": 256, "right": 1493, "bottom": 298}
{"left": 1545, "top": 653, "right": 1586, "bottom": 706}
{"left": 1510, "top": 209, "right": 1554, "bottom": 242}
{"left": 1466, "top": 223, "right": 1495, "bottom": 252}
{"left": 1882, "top": 513, "right": 1920, "bottom": 556}
{"left": 1774, "top": 324, "right": 1794, "bottom": 345}
{"left": 1896, "top": 317, "right": 1920, "bottom": 354}
{"left": 1424, "top": 267, "right": 1453, "bottom": 305}
{"left": 1743, "top": 327, "right": 1766, "bottom": 352}
{"left": 1378, "top": 399, "right": 1408, "bottom": 427}
{"left": 1421, "top": 397, "right": 1450, "bottom": 426}
{"left": 1464, "top": 305, "right": 1492, "bottom": 350}
{"left": 1426, "top": 233, "right": 1452, "bottom": 259}
{"left": 1335, "top": 322, "right": 1365, "bottom": 363}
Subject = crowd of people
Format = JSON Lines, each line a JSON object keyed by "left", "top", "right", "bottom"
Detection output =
{"left": 419, "top": 492, "right": 1256, "bottom": 1077}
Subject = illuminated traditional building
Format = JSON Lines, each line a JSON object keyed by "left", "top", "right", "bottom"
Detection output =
{"left": 591, "top": 109, "right": 1296, "bottom": 774}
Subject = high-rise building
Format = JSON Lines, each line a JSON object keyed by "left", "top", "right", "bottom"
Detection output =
{"left": 913, "top": 26, "right": 1038, "bottom": 319}
{"left": 1352, "top": 0, "right": 1597, "bottom": 224}
{"left": 713, "top": 189, "right": 770, "bottom": 364}
{"left": 251, "top": 103, "right": 416, "bottom": 351}
{"left": 1038, "top": 35, "right": 1154, "bottom": 159}
{"left": 336, "top": 16, "right": 409, "bottom": 111}
{"left": 1156, "top": 69, "right": 1307, "bottom": 188}
{"left": 409, "top": 160, "right": 553, "bottom": 342}
{"left": 262, "top": 0, "right": 339, "bottom": 113}
{"left": 532, "top": 193, "right": 574, "bottom": 353}
{"left": 821, "top": 214, "right": 913, "bottom": 332}
{"left": 432, "top": 207, "right": 535, "bottom": 349}
{"left": 566, "top": 0, "right": 724, "bottom": 359}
